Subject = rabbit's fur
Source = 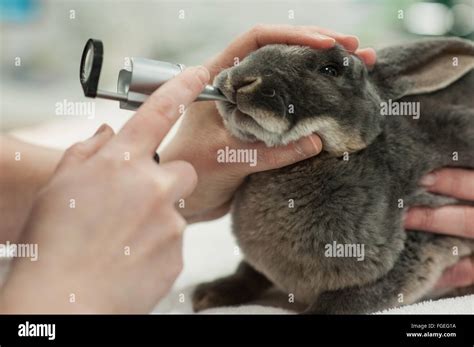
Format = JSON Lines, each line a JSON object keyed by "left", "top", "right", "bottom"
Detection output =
{"left": 192, "top": 38, "right": 474, "bottom": 313}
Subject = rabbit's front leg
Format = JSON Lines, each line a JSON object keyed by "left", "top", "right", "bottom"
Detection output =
{"left": 192, "top": 261, "right": 272, "bottom": 312}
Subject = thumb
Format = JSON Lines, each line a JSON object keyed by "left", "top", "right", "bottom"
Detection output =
{"left": 249, "top": 134, "right": 322, "bottom": 173}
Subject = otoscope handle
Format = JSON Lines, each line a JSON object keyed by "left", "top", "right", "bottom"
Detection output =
{"left": 115, "top": 58, "right": 227, "bottom": 109}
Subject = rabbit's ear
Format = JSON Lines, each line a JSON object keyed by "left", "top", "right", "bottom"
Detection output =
{"left": 371, "top": 38, "right": 474, "bottom": 99}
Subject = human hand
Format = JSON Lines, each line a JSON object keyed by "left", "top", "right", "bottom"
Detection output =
{"left": 405, "top": 168, "right": 474, "bottom": 290}
{"left": 0, "top": 66, "right": 210, "bottom": 313}
{"left": 161, "top": 25, "right": 376, "bottom": 223}
{"left": 0, "top": 137, "right": 62, "bottom": 244}
{"left": 205, "top": 24, "right": 376, "bottom": 77}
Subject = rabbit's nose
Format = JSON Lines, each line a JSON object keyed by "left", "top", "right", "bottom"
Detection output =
{"left": 232, "top": 76, "right": 261, "bottom": 93}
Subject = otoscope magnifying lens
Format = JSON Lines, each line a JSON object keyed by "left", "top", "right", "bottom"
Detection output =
{"left": 82, "top": 43, "right": 94, "bottom": 82}
{"left": 80, "top": 38, "right": 103, "bottom": 98}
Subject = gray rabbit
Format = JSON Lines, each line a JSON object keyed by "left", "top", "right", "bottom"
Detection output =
{"left": 192, "top": 38, "right": 474, "bottom": 313}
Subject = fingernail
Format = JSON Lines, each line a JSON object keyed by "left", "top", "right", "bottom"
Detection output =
{"left": 297, "top": 134, "right": 321, "bottom": 156}
{"left": 420, "top": 173, "right": 436, "bottom": 186}
{"left": 195, "top": 66, "right": 210, "bottom": 84}
{"left": 94, "top": 123, "right": 108, "bottom": 136}
{"left": 315, "top": 34, "right": 336, "bottom": 43}
{"left": 345, "top": 34, "right": 359, "bottom": 42}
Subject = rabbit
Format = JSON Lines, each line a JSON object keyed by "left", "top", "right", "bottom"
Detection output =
{"left": 192, "top": 37, "right": 474, "bottom": 314}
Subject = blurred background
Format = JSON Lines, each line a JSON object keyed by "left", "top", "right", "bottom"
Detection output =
{"left": 1, "top": 0, "right": 473, "bottom": 133}
{"left": 1, "top": 0, "right": 473, "bottom": 312}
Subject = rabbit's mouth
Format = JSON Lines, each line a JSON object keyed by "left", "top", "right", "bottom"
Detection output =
{"left": 216, "top": 99, "right": 291, "bottom": 145}
{"left": 214, "top": 68, "right": 293, "bottom": 146}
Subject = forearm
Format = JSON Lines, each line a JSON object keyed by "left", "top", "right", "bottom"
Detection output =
{"left": 0, "top": 136, "right": 62, "bottom": 243}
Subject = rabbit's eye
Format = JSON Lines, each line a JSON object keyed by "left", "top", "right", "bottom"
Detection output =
{"left": 319, "top": 65, "right": 339, "bottom": 77}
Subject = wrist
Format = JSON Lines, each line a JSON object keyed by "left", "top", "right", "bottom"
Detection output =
{"left": 0, "top": 260, "right": 104, "bottom": 313}
{"left": 0, "top": 137, "right": 61, "bottom": 243}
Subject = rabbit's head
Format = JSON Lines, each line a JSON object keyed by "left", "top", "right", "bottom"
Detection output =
{"left": 215, "top": 44, "right": 374, "bottom": 155}
{"left": 215, "top": 38, "right": 474, "bottom": 155}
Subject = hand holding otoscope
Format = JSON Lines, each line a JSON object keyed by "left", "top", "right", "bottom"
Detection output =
{"left": 79, "top": 38, "right": 227, "bottom": 111}
{"left": 79, "top": 38, "right": 228, "bottom": 163}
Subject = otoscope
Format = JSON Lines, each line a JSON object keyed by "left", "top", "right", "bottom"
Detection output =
{"left": 79, "top": 38, "right": 227, "bottom": 110}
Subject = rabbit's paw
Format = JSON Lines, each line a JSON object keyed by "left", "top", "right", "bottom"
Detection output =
{"left": 192, "top": 277, "right": 255, "bottom": 312}
{"left": 303, "top": 289, "right": 379, "bottom": 314}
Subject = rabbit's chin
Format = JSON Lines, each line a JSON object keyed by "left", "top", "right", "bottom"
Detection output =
{"left": 217, "top": 101, "right": 370, "bottom": 154}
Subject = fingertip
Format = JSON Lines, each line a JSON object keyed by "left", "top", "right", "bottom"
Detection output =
{"left": 306, "top": 134, "right": 323, "bottom": 155}
{"left": 180, "top": 160, "right": 198, "bottom": 189}
{"left": 94, "top": 123, "right": 115, "bottom": 137}
{"left": 171, "top": 160, "right": 198, "bottom": 183}
{"left": 309, "top": 32, "right": 360, "bottom": 52}
{"left": 161, "top": 160, "right": 198, "bottom": 199}
{"left": 356, "top": 47, "right": 377, "bottom": 66}
{"left": 84, "top": 123, "right": 115, "bottom": 147}
{"left": 293, "top": 134, "right": 322, "bottom": 158}
{"left": 341, "top": 35, "right": 359, "bottom": 52}
{"left": 93, "top": 123, "right": 108, "bottom": 136}
{"left": 420, "top": 168, "right": 474, "bottom": 201}
{"left": 304, "top": 33, "right": 335, "bottom": 49}
{"left": 404, "top": 205, "right": 474, "bottom": 238}
{"left": 403, "top": 209, "right": 413, "bottom": 227}
{"left": 419, "top": 172, "right": 437, "bottom": 187}
{"left": 435, "top": 257, "right": 474, "bottom": 289}
{"left": 403, "top": 208, "right": 423, "bottom": 230}
{"left": 251, "top": 134, "right": 322, "bottom": 173}
{"left": 57, "top": 125, "right": 115, "bottom": 171}
{"left": 194, "top": 65, "right": 210, "bottom": 85}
